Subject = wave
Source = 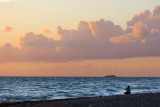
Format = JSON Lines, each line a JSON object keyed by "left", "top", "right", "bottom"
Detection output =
{"left": 0, "top": 77, "right": 160, "bottom": 103}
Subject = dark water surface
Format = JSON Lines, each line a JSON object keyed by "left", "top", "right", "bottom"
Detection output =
{"left": 0, "top": 77, "right": 160, "bottom": 103}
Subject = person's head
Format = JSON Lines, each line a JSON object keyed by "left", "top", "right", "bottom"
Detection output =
{"left": 128, "top": 85, "right": 130, "bottom": 88}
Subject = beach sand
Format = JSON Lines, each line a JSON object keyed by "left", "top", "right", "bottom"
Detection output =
{"left": 1, "top": 93, "right": 160, "bottom": 107}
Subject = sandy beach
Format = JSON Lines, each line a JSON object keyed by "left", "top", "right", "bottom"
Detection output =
{"left": 1, "top": 93, "right": 160, "bottom": 107}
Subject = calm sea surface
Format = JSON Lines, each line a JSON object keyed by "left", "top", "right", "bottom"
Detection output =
{"left": 0, "top": 77, "right": 160, "bottom": 103}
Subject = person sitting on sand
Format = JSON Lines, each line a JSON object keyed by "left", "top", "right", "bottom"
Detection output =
{"left": 124, "top": 85, "right": 131, "bottom": 95}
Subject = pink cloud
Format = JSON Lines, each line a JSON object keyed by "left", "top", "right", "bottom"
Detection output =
{"left": 109, "top": 35, "right": 135, "bottom": 44}
{"left": 4, "top": 26, "right": 13, "bottom": 32}
{"left": 132, "top": 21, "right": 150, "bottom": 38}
{"left": 114, "top": 5, "right": 160, "bottom": 43}
{"left": 1, "top": 5, "right": 160, "bottom": 62}
{"left": 20, "top": 32, "right": 55, "bottom": 48}
{"left": 127, "top": 6, "right": 160, "bottom": 31}
{"left": 89, "top": 19, "right": 124, "bottom": 40}
{"left": 153, "top": 5, "right": 160, "bottom": 16}
{"left": 42, "top": 28, "right": 52, "bottom": 35}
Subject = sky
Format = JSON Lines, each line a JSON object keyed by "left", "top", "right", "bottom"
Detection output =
{"left": 0, "top": 0, "right": 160, "bottom": 77}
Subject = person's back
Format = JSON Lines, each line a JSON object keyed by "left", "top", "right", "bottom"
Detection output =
{"left": 124, "top": 85, "right": 131, "bottom": 95}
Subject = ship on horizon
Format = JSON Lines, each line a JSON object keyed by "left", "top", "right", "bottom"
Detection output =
{"left": 104, "top": 75, "right": 116, "bottom": 77}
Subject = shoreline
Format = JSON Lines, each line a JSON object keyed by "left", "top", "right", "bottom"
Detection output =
{"left": 1, "top": 92, "right": 160, "bottom": 107}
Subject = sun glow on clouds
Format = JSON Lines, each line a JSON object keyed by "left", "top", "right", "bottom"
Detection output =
{"left": 1, "top": 5, "right": 160, "bottom": 63}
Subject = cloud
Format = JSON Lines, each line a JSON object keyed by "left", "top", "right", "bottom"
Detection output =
{"left": 153, "top": 5, "right": 160, "bottom": 16}
{"left": 112, "top": 5, "right": 160, "bottom": 43}
{"left": 1, "top": 5, "right": 160, "bottom": 62}
{"left": 42, "top": 28, "right": 52, "bottom": 35}
{"left": 109, "top": 35, "right": 135, "bottom": 43}
{"left": 0, "top": 43, "right": 21, "bottom": 61}
{"left": 132, "top": 21, "right": 150, "bottom": 38}
{"left": 20, "top": 32, "right": 56, "bottom": 48}
{"left": 89, "top": 19, "right": 124, "bottom": 40}
{"left": 4, "top": 26, "right": 13, "bottom": 32}
{"left": 127, "top": 6, "right": 160, "bottom": 33}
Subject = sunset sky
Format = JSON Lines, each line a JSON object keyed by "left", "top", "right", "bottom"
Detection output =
{"left": 1, "top": 0, "right": 160, "bottom": 77}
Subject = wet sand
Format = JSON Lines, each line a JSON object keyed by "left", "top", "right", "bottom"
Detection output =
{"left": 1, "top": 93, "right": 160, "bottom": 107}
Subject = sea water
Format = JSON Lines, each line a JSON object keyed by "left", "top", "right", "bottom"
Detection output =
{"left": 0, "top": 77, "right": 160, "bottom": 103}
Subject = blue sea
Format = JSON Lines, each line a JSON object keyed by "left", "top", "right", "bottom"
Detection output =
{"left": 0, "top": 77, "right": 160, "bottom": 103}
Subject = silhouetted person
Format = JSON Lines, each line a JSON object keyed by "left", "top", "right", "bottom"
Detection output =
{"left": 124, "top": 85, "right": 131, "bottom": 95}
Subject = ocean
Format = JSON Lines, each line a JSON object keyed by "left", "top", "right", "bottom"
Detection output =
{"left": 0, "top": 77, "right": 160, "bottom": 103}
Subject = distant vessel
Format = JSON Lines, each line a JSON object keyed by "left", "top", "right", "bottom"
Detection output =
{"left": 104, "top": 75, "right": 116, "bottom": 77}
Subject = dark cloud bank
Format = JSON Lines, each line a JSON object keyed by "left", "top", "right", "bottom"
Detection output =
{"left": 1, "top": 5, "right": 160, "bottom": 62}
